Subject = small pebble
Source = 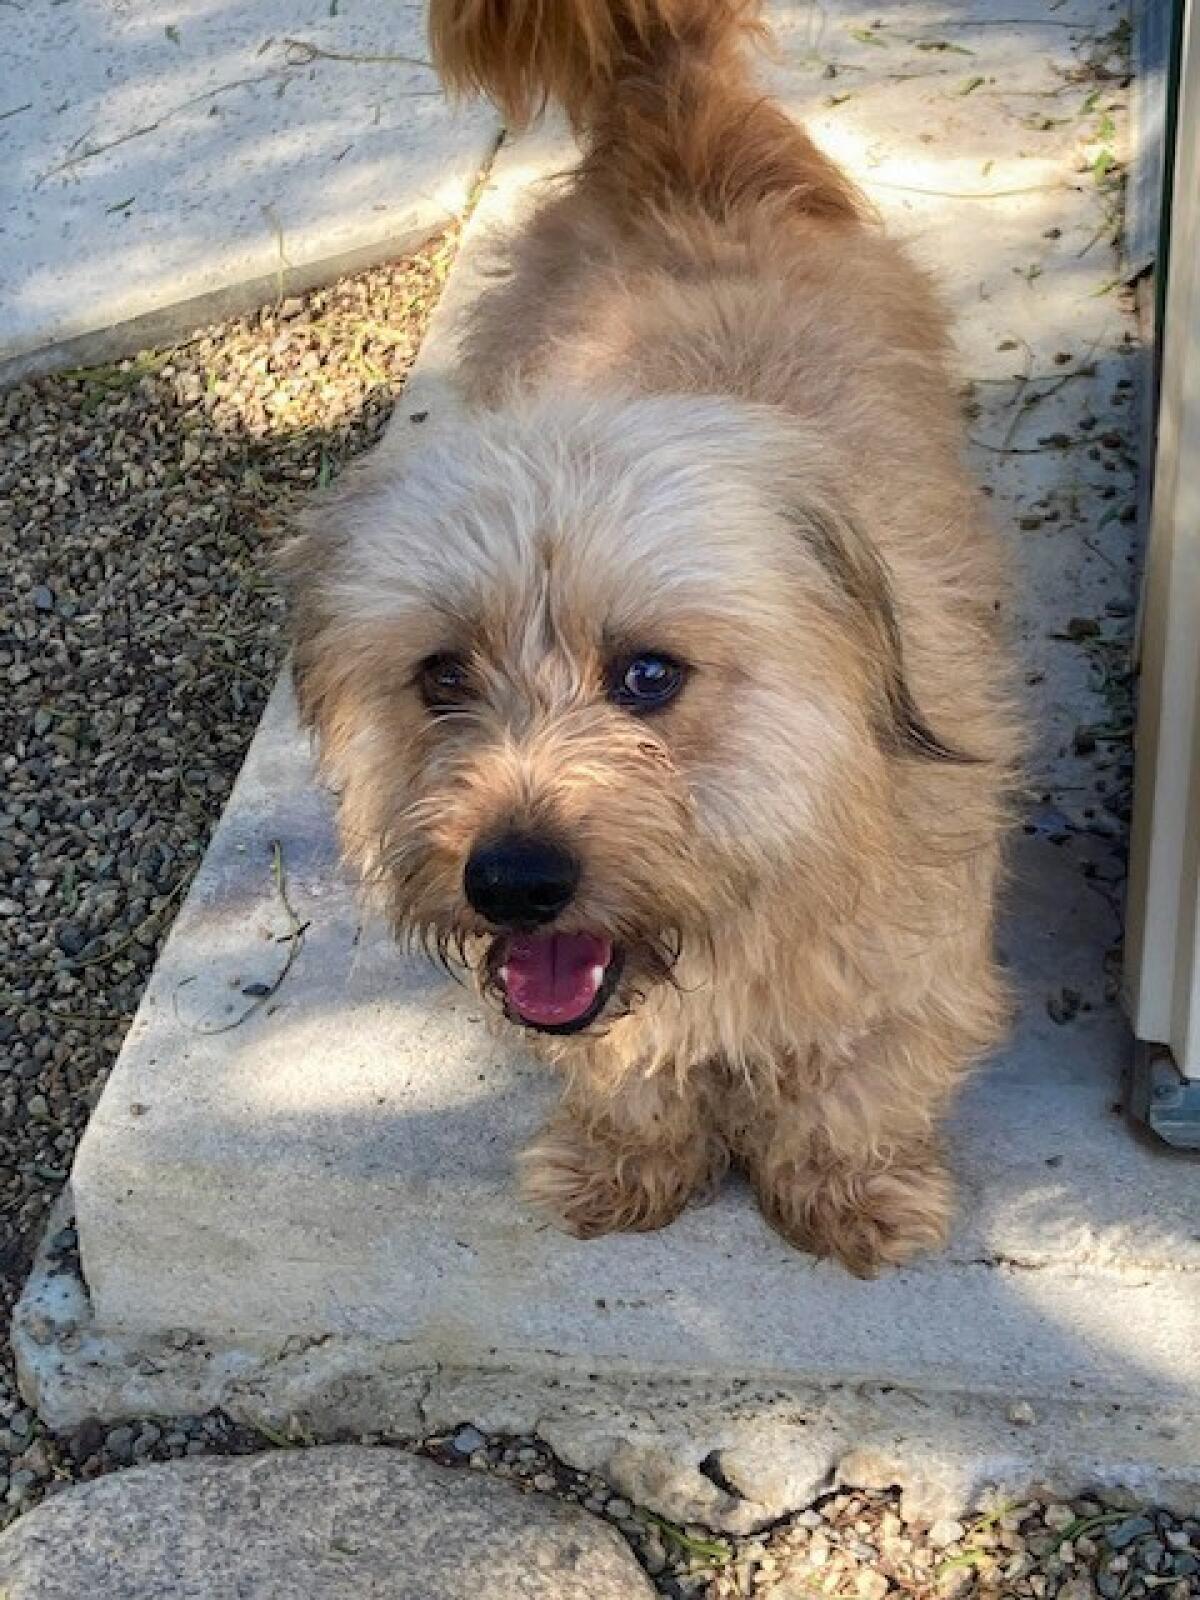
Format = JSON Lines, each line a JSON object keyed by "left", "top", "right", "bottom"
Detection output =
{"left": 66, "top": 1418, "right": 105, "bottom": 1465}
{"left": 451, "top": 1426, "right": 486, "bottom": 1457}
{"left": 938, "top": 1569, "right": 973, "bottom": 1598}
{"left": 928, "top": 1518, "right": 965, "bottom": 1550}
{"left": 1141, "top": 1537, "right": 1167, "bottom": 1570}
{"left": 1059, "top": 1578, "right": 1099, "bottom": 1600}
{"left": 856, "top": 1571, "right": 890, "bottom": 1599}
{"left": 641, "top": 1533, "right": 668, "bottom": 1575}
{"left": 1045, "top": 1503, "right": 1077, "bottom": 1531}
{"left": 103, "top": 1425, "right": 135, "bottom": 1463}
{"left": 6, "top": 1473, "right": 37, "bottom": 1507}
{"left": 1108, "top": 1516, "right": 1156, "bottom": 1550}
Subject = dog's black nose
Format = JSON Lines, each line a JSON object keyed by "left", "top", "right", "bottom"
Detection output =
{"left": 463, "top": 834, "right": 580, "bottom": 928}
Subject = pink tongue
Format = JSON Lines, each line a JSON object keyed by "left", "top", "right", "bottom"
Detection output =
{"left": 503, "top": 932, "right": 613, "bottom": 1027}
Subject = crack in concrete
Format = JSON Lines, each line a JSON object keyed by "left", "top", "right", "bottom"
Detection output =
{"left": 967, "top": 1251, "right": 1200, "bottom": 1276}
{"left": 414, "top": 1362, "right": 442, "bottom": 1434}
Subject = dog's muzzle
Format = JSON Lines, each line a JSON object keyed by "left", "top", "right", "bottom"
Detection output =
{"left": 464, "top": 832, "right": 623, "bottom": 1032}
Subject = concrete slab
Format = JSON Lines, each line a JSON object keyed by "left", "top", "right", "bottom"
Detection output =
{"left": 0, "top": 0, "right": 498, "bottom": 382}
{"left": 49, "top": 672, "right": 1200, "bottom": 1327}
{"left": 15, "top": 0, "right": 1199, "bottom": 1531}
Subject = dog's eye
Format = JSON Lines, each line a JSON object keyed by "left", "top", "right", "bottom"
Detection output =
{"left": 609, "top": 652, "right": 687, "bottom": 713}
{"left": 418, "top": 653, "right": 473, "bottom": 710}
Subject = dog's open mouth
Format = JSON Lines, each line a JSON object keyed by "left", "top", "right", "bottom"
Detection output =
{"left": 496, "top": 931, "right": 623, "bottom": 1034}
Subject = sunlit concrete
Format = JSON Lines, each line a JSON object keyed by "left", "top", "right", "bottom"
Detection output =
{"left": 0, "top": 0, "right": 497, "bottom": 381}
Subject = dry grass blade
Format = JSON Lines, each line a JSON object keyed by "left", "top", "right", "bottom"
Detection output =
{"left": 177, "top": 841, "right": 305, "bottom": 1036}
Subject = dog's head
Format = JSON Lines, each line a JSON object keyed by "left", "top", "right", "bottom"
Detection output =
{"left": 284, "top": 390, "right": 957, "bottom": 1039}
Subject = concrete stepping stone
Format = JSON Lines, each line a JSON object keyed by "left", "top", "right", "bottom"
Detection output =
{"left": 0, "top": 1446, "right": 656, "bottom": 1599}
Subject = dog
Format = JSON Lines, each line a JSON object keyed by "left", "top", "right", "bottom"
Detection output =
{"left": 283, "top": 0, "right": 1020, "bottom": 1276}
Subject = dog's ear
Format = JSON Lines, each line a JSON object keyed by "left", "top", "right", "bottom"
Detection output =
{"left": 276, "top": 461, "right": 376, "bottom": 761}
{"left": 278, "top": 386, "right": 467, "bottom": 740}
{"left": 790, "top": 502, "right": 972, "bottom": 764}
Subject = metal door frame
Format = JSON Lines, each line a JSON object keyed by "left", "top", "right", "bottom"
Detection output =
{"left": 1125, "top": 0, "right": 1200, "bottom": 1145}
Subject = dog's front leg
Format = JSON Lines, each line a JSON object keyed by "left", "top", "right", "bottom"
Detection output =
{"left": 734, "top": 1019, "right": 960, "bottom": 1277}
{"left": 520, "top": 1065, "right": 728, "bottom": 1239}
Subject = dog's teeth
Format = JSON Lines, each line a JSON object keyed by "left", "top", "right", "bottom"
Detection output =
{"left": 498, "top": 965, "right": 509, "bottom": 986}
{"left": 590, "top": 965, "right": 606, "bottom": 988}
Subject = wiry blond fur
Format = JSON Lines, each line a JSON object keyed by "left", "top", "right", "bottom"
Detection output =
{"left": 283, "top": 0, "right": 1020, "bottom": 1275}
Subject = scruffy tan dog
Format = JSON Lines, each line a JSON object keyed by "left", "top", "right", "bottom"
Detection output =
{"left": 284, "top": 0, "right": 1020, "bottom": 1275}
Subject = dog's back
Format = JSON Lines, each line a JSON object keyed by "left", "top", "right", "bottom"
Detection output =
{"left": 426, "top": 2, "right": 974, "bottom": 544}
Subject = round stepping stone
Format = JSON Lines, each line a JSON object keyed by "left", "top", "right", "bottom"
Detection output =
{"left": 0, "top": 1446, "right": 655, "bottom": 1599}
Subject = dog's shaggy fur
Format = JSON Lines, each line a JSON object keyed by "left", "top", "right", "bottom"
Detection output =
{"left": 283, "top": 0, "right": 1020, "bottom": 1275}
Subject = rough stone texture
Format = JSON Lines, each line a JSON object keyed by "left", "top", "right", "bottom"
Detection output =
{"left": 0, "top": 0, "right": 498, "bottom": 381}
{"left": 0, "top": 1446, "right": 655, "bottom": 1598}
{"left": 15, "top": 0, "right": 1200, "bottom": 1537}
{"left": 15, "top": 1206, "right": 1200, "bottom": 1530}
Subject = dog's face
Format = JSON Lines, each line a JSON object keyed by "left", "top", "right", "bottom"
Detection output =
{"left": 286, "top": 391, "right": 946, "bottom": 1039}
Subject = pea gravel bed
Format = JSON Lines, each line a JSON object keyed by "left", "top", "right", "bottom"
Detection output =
{"left": 0, "top": 221, "right": 1194, "bottom": 1600}
{"left": 0, "top": 229, "right": 458, "bottom": 1507}
{"left": 422, "top": 1431, "right": 1200, "bottom": 1599}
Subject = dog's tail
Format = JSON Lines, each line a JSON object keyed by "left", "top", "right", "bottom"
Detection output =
{"left": 429, "top": 0, "right": 862, "bottom": 220}
{"left": 429, "top": 0, "right": 758, "bottom": 127}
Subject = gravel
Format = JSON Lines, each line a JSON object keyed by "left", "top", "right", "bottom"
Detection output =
{"left": 0, "top": 228, "right": 458, "bottom": 1520}
{"left": 408, "top": 1439, "right": 1200, "bottom": 1599}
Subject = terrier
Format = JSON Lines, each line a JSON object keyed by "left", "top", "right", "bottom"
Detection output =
{"left": 283, "top": 0, "right": 1019, "bottom": 1276}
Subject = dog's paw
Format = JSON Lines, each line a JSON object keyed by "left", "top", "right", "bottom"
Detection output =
{"left": 757, "top": 1154, "right": 953, "bottom": 1277}
{"left": 520, "top": 1116, "right": 701, "bottom": 1239}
